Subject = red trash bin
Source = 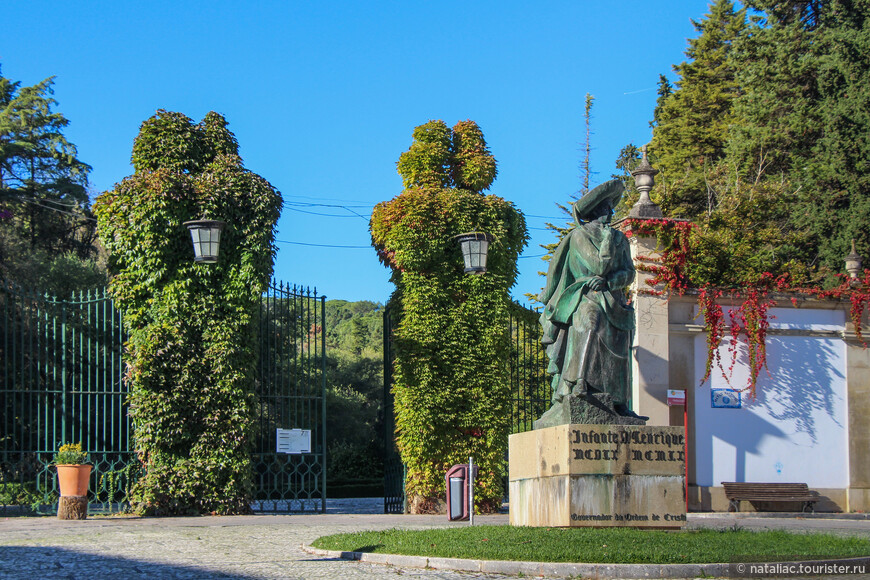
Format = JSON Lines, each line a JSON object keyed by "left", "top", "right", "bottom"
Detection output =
{"left": 446, "top": 464, "right": 478, "bottom": 521}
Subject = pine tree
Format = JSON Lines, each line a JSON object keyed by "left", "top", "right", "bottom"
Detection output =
{"left": 579, "top": 93, "right": 594, "bottom": 197}
{"left": 546, "top": 94, "right": 596, "bottom": 251}
{"left": 612, "top": 143, "right": 642, "bottom": 217}
{"left": 528, "top": 94, "right": 597, "bottom": 301}
{"left": 0, "top": 66, "right": 99, "bottom": 292}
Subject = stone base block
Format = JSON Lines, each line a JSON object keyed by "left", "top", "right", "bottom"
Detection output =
{"left": 510, "top": 474, "right": 685, "bottom": 527}
{"left": 509, "top": 424, "right": 686, "bottom": 527}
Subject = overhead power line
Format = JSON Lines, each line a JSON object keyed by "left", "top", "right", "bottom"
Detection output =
{"left": 9, "top": 193, "right": 560, "bottom": 255}
{"left": 15, "top": 197, "right": 97, "bottom": 222}
{"left": 284, "top": 201, "right": 374, "bottom": 209}
{"left": 285, "top": 206, "right": 364, "bottom": 218}
{"left": 275, "top": 240, "right": 371, "bottom": 249}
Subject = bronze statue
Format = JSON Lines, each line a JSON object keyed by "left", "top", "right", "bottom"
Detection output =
{"left": 536, "top": 180, "right": 645, "bottom": 428}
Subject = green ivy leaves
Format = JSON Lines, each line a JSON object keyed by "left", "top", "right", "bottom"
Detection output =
{"left": 371, "top": 120, "right": 527, "bottom": 513}
{"left": 94, "top": 111, "right": 281, "bottom": 515}
{"left": 396, "top": 120, "right": 497, "bottom": 193}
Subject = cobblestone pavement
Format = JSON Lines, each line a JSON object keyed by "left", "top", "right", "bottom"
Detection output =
{"left": 0, "top": 499, "right": 508, "bottom": 580}
{"left": 1, "top": 499, "right": 869, "bottom": 579}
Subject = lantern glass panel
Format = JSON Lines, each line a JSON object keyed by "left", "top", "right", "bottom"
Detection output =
{"left": 185, "top": 220, "right": 224, "bottom": 263}
{"left": 457, "top": 232, "right": 491, "bottom": 274}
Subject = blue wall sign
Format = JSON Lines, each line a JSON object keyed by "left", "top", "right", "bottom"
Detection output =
{"left": 711, "top": 388, "right": 741, "bottom": 409}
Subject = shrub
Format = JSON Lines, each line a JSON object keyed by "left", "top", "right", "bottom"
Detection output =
{"left": 93, "top": 110, "right": 281, "bottom": 515}
{"left": 371, "top": 120, "right": 527, "bottom": 513}
{"left": 53, "top": 443, "right": 89, "bottom": 465}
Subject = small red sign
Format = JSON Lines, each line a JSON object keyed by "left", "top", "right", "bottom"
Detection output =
{"left": 667, "top": 389, "right": 686, "bottom": 406}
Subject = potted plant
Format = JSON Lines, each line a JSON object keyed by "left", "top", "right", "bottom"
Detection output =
{"left": 53, "top": 443, "right": 91, "bottom": 519}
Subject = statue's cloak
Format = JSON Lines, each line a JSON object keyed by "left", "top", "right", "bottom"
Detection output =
{"left": 538, "top": 220, "right": 635, "bottom": 403}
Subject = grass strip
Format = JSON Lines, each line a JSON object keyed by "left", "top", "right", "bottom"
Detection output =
{"left": 311, "top": 525, "right": 870, "bottom": 564}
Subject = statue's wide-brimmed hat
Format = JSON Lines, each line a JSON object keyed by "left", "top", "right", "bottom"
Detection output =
{"left": 572, "top": 179, "right": 625, "bottom": 222}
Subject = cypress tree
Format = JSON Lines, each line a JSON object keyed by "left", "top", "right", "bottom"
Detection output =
{"left": 650, "top": 0, "right": 747, "bottom": 219}
{"left": 729, "top": 0, "right": 870, "bottom": 279}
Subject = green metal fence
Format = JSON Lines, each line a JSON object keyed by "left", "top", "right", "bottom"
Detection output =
{"left": 0, "top": 279, "right": 326, "bottom": 515}
{"left": 0, "top": 282, "right": 128, "bottom": 514}
{"left": 507, "top": 301, "right": 551, "bottom": 435}
{"left": 382, "top": 299, "right": 550, "bottom": 513}
{"left": 382, "top": 303, "right": 404, "bottom": 514}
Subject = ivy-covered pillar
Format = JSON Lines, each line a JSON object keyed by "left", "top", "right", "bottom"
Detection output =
{"left": 94, "top": 110, "right": 282, "bottom": 515}
{"left": 371, "top": 120, "right": 527, "bottom": 513}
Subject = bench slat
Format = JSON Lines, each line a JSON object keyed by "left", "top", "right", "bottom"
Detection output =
{"left": 727, "top": 495, "right": 817, "bottom": 501}
{"left": 720, "top": 482, "right": 818, "bottom": 513}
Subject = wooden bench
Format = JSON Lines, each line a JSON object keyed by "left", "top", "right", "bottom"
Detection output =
{"left": 721, "top": 482, "right": 819, "bottom": 513}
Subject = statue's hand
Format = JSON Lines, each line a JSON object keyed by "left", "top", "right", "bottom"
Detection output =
{"left": 589, "top": 276, "right": 606, "bottom": 291}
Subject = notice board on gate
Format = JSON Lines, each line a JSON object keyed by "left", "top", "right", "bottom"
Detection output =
{"left": 276, "top": 428, "right": 311, "bottom": 454}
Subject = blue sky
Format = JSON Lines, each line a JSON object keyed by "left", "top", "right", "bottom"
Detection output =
{"left": 2, "top": 1, "right": 711, "bottom": 303}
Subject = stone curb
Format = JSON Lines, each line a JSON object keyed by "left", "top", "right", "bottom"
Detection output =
{"left": 691, "top": 511, "right": 870, "bottom": 520}
{"left": 301, "top": 545, "right": 870, "bottom": 579}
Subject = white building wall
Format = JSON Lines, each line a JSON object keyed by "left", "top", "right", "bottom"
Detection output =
{"left": 692, "top": 308, "right": 849, "bottom": 488}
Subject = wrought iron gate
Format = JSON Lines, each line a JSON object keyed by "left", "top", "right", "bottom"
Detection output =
{"left": 0, "top": 279, "right": 326, "bottom": 515}
{"left": 253, "top": 282, "right": 327, "bottom": 512}
{"left": 507, "top": 301, "right": 551, "bottom": 434}
{"left": 382, "top": 299, "right": 550, "bottom": 513}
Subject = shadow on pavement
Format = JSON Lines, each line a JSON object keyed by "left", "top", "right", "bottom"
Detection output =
{"left": 0, "top": 547, "right": 249, "bottom": 579}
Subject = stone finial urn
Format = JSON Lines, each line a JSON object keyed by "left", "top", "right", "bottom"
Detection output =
{"left": 629, "top": 145, "right": 663, "bottom": 219}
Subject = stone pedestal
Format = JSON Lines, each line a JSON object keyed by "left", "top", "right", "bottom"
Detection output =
{"left": 534, "top": 392, "right": 646, "bottom": 430}
{"left": 509, "top": 424, "right": 686, "bottom": 527}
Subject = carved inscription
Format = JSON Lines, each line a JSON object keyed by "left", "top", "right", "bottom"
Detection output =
{"left": 573, "top": 448, "right": 620, "bottom": 461}
{"left": 572, "top": 430, "right": 684, "bottom": 446}
{"left": 570, "top": 427, "right": 685, "bottom": 475}
{"left": 629, "top": 449, "right": 685, "bottom": 462}
{"left": 571, "top": 512, "right": 687, "bottom": 522}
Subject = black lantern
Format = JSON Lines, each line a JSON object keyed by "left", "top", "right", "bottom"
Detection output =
{"left": 845, "top": 239, "right": 863, "bottom": 281}
{"left": 184, "top": 220, "right": 225, "bottom": 263}
{"left": 455, "top": 232, "right": 492, "bottom": 274}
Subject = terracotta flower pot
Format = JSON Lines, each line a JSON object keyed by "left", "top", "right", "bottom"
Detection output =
{"left": 56, "top": 464, "right": 92, "bottom": 497}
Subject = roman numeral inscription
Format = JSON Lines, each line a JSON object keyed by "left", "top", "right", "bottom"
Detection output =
{"left": 570, "top": 428, "right": 685, "bottom": 466}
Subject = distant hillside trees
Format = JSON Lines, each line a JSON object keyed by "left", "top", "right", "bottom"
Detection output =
{"left": 323, "top": 300, "right": 385, "bottom": 492}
